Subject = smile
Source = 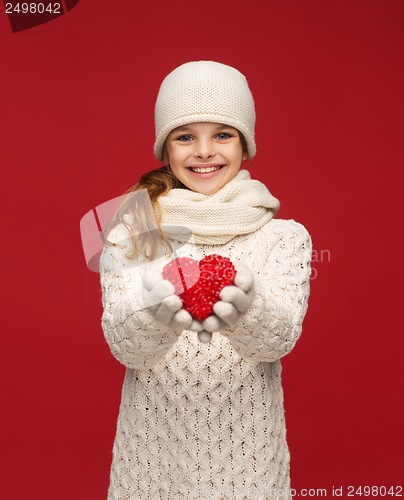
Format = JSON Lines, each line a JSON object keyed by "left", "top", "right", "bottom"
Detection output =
{"left": 187, "top": 165, "right": 224, "bottom": 174}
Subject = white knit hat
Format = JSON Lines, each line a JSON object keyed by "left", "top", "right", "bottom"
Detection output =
{"left": 154, "top": 60, "right": 256, "bottom": 161}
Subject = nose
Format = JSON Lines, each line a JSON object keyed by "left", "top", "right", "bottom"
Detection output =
{"left": 194, "top": 138, "right": 214, "bottom": 159}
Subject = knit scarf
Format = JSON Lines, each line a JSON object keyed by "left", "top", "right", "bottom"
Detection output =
{"left": 158, "top": 169, "right": 281, "bottom": 245}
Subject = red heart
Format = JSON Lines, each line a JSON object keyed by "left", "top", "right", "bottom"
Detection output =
{"left": 162, "top": 254, "right": 236, "bottom": 321}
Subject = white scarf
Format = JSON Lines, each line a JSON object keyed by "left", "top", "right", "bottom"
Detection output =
{"left": 158, "top": 169, "right": 280, "bottom": 245}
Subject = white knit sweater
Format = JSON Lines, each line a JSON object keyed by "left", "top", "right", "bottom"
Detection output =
{"left": 100, "top": 212, "right": 312, "bottom": 499}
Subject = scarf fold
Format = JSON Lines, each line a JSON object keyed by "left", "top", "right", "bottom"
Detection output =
{"left": 158, "top": 169, "right": 281, "bottom": 245}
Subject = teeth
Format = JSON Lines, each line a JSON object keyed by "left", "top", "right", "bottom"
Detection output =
{"left": 190, "top": 166, "right": 222, "bottom": 173}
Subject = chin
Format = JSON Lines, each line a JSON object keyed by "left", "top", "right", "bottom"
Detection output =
{"left": 196, "top": 184, "right": 223, "bottom": 195}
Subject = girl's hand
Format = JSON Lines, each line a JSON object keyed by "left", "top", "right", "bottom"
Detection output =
{"left": 143, "top": 260, "right": 254, "bottom": 340}
{"left": 206, "top": 261, "right": 255, "bottom": 328}
{"left": 142, "top": 265, "right": 194, "bottom": 332}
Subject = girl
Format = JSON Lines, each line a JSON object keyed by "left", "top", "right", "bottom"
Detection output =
{"left": 100, "top": 60, "right": 312, "bottom": 499}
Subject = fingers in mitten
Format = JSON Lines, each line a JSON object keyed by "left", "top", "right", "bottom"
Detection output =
{"left": 213, "top": 301, "right": 239, "bottom": 325}
{"left": 234, "top": 262, "right": 255, "bottom": 292}
{"left": 246, "top": 286, "right": 255, "bottom": 303}
{"left": 202, "top": 314, "right": 227, "bottom": 333}
{"left": 149, "top": 279, "right": 176, "bottom": 303}
{"left": 190, "top": 320, "right": 204, "bottom": 333}
{"left": 155, "top": 295, "right": 182, "bottom": 323}
{"left": 142, "top": 287, "right": 159, "bottom": 310}
{"left": 169, "top": 309, "right": 193, "bottom": 331}
{"left": 142, "top": 268, "right": 163, "bottom": 291}
{"left": 198, "top": 331, "right": 213, "bottom": 344}
{"left": 220, "top": 285, "right": 252, "bottom": 313}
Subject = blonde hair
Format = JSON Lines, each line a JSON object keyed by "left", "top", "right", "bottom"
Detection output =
{"left": 102, "top": 132, "right": 249, "bottom": 262}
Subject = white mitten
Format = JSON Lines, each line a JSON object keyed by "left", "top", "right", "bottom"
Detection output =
{"left": 142, "top": 265, "right": 193, "bottom": 332}
{"left": 212, "top": 261, "right": 255, "bottom": 326}
{"left": 187, "top": 321, "right": 215, "bottom": 344}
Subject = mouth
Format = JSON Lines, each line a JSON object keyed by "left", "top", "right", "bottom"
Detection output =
{"left": 186, "top": 164, "right": 225, "bottom": 174}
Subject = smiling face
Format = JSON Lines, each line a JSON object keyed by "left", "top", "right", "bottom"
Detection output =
{"left": 163, "top": 122, "right": 248, "bottom": 195}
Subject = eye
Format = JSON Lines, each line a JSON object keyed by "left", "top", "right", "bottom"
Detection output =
{"left": 216, "top": 132, "right": 232, "bottom": 140}
{"left": 176, "top": 134, "right": 193, "bottom": 142}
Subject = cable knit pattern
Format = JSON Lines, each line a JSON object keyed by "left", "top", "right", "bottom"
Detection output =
{"left": 100, "top": 217, "right": 312, "bottom": 499}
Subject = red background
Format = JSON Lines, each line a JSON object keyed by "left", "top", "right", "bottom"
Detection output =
{"left": 1, "top": 0, "right": 403, "bottom": 498}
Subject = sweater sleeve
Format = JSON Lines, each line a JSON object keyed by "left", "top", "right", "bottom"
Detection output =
{"left": 99, "top": 223, "right": 181, "bottom": 370}
{"left": 222, "top": 220, "right": 312, "bottom": 363}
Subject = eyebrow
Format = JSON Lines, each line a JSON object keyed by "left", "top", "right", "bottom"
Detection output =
{"left": 173, "top": 124, "right": 234, "bottom": 133}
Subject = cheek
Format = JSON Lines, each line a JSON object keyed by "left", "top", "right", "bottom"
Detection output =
{"left": 233, "top": 147, "right": 246, "bottom": 163}
{"left": 163, "top": 139, "right": 179, "bottom": 164}
{"left": 170, "top": 147, "right": 189, "bottom": 167}
{"left": 162, "top": 145, "right": 169, "bottom": 164}
{"left": 165, "top": 144, "right": 179, "bottom": 165}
